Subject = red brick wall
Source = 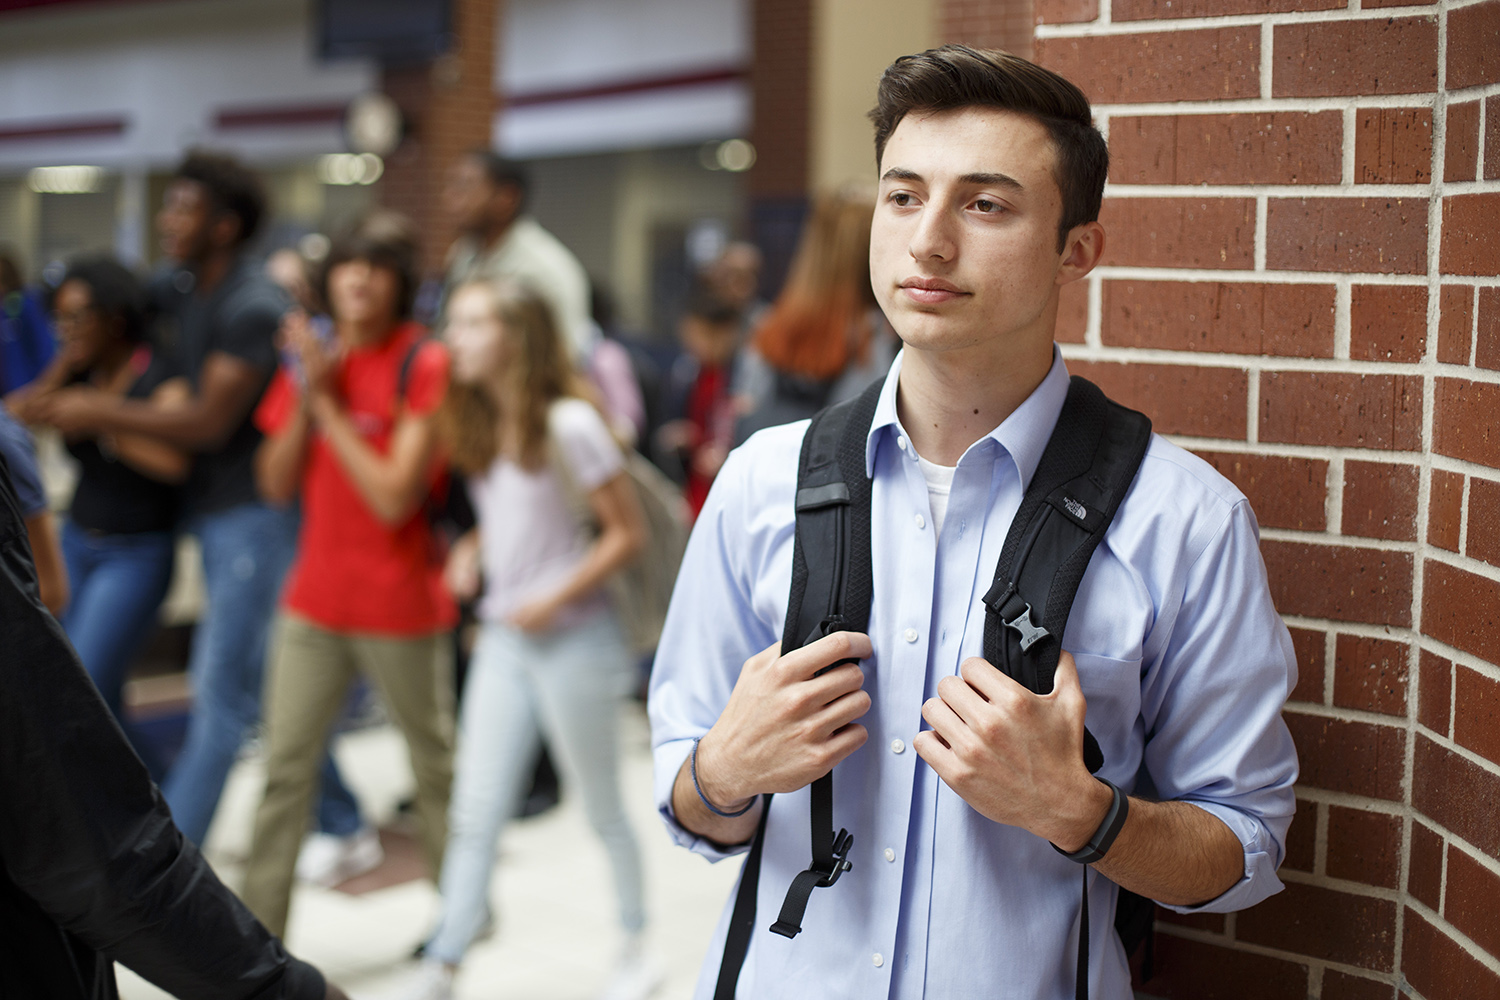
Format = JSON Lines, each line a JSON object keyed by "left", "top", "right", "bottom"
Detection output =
{"left": 1019, "top": 0, "right": 1500, "bottom": 995}
{"left": 378, "top": 0, "right": 498, "bottom": 277}
{"left": 941, "top": 0, "right": 1037, "bottom": 57}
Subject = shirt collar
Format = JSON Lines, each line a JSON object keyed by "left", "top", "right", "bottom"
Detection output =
{"left": 866, "top": 345, "right": 1072, "bottom": 491}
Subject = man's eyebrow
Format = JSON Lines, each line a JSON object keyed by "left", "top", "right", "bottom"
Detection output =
{"left": 879, "top": 167, "right": 1024, "bottom": 191}
{"left": 881, "top": 167, "right": 922, "bottom": 183}
{"left": 959, "top": 171, "right": 1024, "bottom": 191}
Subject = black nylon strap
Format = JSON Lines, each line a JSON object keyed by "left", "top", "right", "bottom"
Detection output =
{"left": 712, "top": 381, "right": 881, "bottom": 998}
{"left": 979, "top": 376, "right": 1152, "bottom": 1000}
{"left": 713, "top": 793, "right": 772, "bottom": 1000}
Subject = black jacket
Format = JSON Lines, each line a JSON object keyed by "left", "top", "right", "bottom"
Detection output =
{"left": 0, "top": 452, "right": 325, "bottom": 999}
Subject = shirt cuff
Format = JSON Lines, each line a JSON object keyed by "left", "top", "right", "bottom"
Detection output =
{"left": 653, "top": 737, "right": 751, "bottom": 863}
{"left": 1156, "top": 800, "right": 1286, "bottom": 915}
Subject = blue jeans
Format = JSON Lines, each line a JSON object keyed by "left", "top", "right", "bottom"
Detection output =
{"left": 61, "top": 522, "right": 176, "bottom": 779}
{"left": 161, "top": 501, "right": 361, "bottom": 844}
{"left": 426, "top": 614, "right": 644, "bottom": 963}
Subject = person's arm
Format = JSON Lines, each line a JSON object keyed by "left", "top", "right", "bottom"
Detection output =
{"left": 916, "top": 496, "right": 1297, "bottom": 910}
{"left": 308, "top": 390, "right": 439, "bottom": 526}
{"left": 3, "top": 350, "right": 78, "bottom": 421}
{"left": 106, "top": 378, "right": 192, "bottom": 484}
{"left": 506, "top": 469, "right": 646, "bottom": 631}
{"left": 914, "top": 651, "right": 1243, "bottom": 907}
{"left": 37, "top": 350, "right": 268, "bottom": 453}
{"left": 670, "top": 631, "right": 875, "bottom": 847}
{"left": 23, "top": 509, "right": 67, "bottom": 616}
{"left": 255, "top": 398, "right": 312, "bottom": 505}
{"left": 0, "top": 462, "right": 342, "bottom": 1000}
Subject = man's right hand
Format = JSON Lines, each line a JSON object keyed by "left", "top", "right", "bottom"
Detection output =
{"left": 683, "top": 632, "right": 873, "bottom": 834}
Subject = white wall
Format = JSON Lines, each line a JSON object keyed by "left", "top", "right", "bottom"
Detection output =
{"left": 0, "top": 0, "right": 373, "bottom": 173}
{"left": 498, "top": 0, "right": 750, "bottom": 158}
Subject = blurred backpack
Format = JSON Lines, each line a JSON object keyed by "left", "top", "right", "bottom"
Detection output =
{"left": 548, "top": 425, "right": 689, "bottom": 656}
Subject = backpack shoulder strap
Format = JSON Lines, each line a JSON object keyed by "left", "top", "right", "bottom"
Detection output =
{"left": 981, "top": 376, "right": 1152, "bottom": 719}
{"left": 714, "top": 378, "right": 882, "bottom": 1000}
{"left": 978, "top": 375, "right": 1151, "bottom": 1000}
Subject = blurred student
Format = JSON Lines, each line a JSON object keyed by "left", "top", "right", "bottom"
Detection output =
{"left": 17, "top": 257, "right": 188, "bottom": 775}
{"left": 30, "top": 151, "right": 297, "bottom": 846}
{"left": 241, "top": 212, "right": 456, "bottom": 938}
{"left": 400, "top": 279, "right": 654, "bottom": 1000}
{"left": 734, "top": 187, "right": 895, "bottom": 444}
{"left": 0, "top": 248, "right": 57, "bottom": 396}
{"left": 655, "top": 288, "right": 741, "bottom": 519}
{"left": 440, "top": 153, "right": 591, "bottom": 359}
{"left": 0, "top": 450, "right": 347, "bottom": 1000}
{"left": 0, "top": 400, "right": 65, "bottom": 615}
{"left": 701, "top": 240, "right": 767, "bottom": 341}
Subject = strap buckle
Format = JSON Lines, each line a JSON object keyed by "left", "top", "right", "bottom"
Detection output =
{"left": 815, "top": 828, "right": 855, "bottom": 888}
{"left": 981, "top": 582, "right": 1052, "bottom": 652}
{"left": 1004, "top": 603, "right": 1050, "bottom": 652}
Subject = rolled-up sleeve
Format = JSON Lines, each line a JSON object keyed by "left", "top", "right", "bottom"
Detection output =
{"left": 648, "top": 437, "right": 788, "bottom": 862}
{"left": 1140, "top": 498, "right": 1300, "bottom": 914}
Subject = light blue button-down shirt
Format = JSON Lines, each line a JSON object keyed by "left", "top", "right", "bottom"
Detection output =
{"left": 649, "top": 350, "right": 1299, "bottom": 1000}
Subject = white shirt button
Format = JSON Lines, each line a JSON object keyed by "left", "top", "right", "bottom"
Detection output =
{"left": 873, "top": 953, "right": 885, "bottom": 968}
{"left": 884, "top": 847, "right": 896, "bottom": 862}
{"left": 890, "top": 738, "right": 905, "bottom": 754}
{"left": 903, "top": 627, "right": 918, "bottom": 643}
{"left": 915, "top": 513, "right": 926, "bottom": 529}
{"left": 897, "top": 435, "right": 908, "bottom": 451}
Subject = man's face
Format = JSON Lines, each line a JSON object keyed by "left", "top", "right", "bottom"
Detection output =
{"left": 443, "top": 157, "right": 519, "bottom": 235}
{"left": 156, "top": 179, "right": 216, "bottom": 263}
{"left": 870, "top": 107, "right": 1082, "bottom": 360}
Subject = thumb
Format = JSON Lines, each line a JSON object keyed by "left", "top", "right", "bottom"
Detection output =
{"left": 1050, "top": 649, "right": 1084, "bottom": 702}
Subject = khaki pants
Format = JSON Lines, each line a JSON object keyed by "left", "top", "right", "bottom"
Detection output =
{"left": 241, "top": 615, "right": 455, "bottom": 937}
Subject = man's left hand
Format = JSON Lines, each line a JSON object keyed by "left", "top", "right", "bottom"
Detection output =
{"left": 914, "top": 650, "right": 1113, "bottom": 853}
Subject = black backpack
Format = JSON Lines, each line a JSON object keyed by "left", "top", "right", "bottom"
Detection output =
{"left": 714, "top": 374, "right": 1155, "bottom": 1000}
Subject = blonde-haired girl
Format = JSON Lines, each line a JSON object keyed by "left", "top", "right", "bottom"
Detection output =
{"left": 404, "top": 278, "right": 655, "bottom": 1000}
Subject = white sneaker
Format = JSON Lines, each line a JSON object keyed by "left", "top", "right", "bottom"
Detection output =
{"left": 383, "top": 959, "right": 454, "bottom": 1000}
{"left": 295, "top": 826, "right": 384, "bottom": 887}
{"left": 597, "top": 941, "right": 662, "bottom": 1000}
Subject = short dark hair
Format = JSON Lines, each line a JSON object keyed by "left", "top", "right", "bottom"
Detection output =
{"left": 468, "top": 151, "right": 530, "bottom": 210}
{"left": 869, "top": 45, "right": 1108, "bottom": 251}
{"left": 318, "top": 210, "right": 420, "bottom": 319}
{"left": 173, "top": 150, "right": 267, "bottom": 247}
{"left": 59, "top": 256, "right": 146, "bottom": 344}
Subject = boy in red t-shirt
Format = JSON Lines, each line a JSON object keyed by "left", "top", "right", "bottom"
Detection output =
{"left": 240, "top": 213, "right": 456, "bottom": 938}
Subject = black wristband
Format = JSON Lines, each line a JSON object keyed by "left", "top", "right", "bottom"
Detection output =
{"left": 691, "top": 737, "right": 758, "bottom": 818}
{"left": 1053, "top": 778, "right": 1129, "bottom": 865}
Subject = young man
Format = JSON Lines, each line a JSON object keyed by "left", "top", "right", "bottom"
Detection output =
{"left": 439, "top": 152, "right": 591, "bottom": 359}
{"left": 648, "top": 46, "right": 1298, "bottom": 999}
{"left": 35, "top": 152, "right": 321, "bottom": 846}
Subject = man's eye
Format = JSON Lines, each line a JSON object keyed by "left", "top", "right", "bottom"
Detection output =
{"left": 890, "top": 192, "right": 913, "bottom": 207}
{"left": 974, "top": 199, "right": 1001, "bottom": 213}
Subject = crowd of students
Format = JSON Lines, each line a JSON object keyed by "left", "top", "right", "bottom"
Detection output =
{"left": 0, "top": 134, "right": 890, "bottom": 1000}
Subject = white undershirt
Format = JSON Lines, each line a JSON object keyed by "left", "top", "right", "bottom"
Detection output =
{"left": 916, "top": 453, "right": 957, "bottom": 538}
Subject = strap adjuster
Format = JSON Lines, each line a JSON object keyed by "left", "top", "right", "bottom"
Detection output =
{"left": 982, "top": 582, "right": 1052, "bottom": 652}
{"left": 816, "top": 828, "right": 855, "bottom": 887}
{"left": 1004, "top": 602, "right": 1050, "bottom": 652}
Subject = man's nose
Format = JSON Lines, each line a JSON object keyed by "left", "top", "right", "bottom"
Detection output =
{"left": 909, "top": 204, "right": 957, "bottom": 262}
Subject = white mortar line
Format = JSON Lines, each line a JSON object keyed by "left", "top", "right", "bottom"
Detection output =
{"left": 1104, "top": 182, "right": 1434, "bottom": 196}
{"left": 1246, "top": 363, "right": 1261, "bottom": 445}
{"left": 1034, "top": 6, "right": 1440, "bottom": 35}
{"left": 1456, "top": 475, "right": 1470, "bottom": 554}
{"left": 1334, "top": 279, "right": 1353, "bottom": 360}
{"left": 1086, "top": 272, "right": 1103, "bottom": 349}
{"left": 1254, "top": 193, "right": 1269, "bottom": 271}
{"left": 1323, "top": 628, "right": 1338, "bottom": 706}
{"left": 1327, "top": 455, "right": 1346, "bottom": 534}
{"left": 1260, "top": 20, "right": 1274, "bottom": 101}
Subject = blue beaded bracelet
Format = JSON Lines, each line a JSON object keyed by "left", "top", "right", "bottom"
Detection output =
{"left": 691, "top": 737, "right": 758, "bottom": 818}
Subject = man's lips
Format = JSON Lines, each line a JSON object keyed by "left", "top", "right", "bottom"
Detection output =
{"left": 899, "top": 278, "right": 969, "bottom": 305}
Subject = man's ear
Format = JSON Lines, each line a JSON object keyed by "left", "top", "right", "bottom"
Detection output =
{"left": 1056, "top": 221, "right": 1105, "bottom": 286}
